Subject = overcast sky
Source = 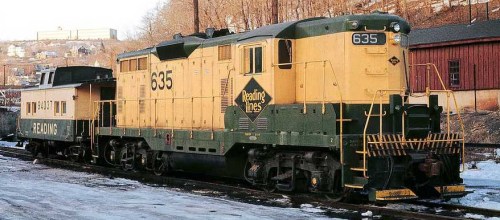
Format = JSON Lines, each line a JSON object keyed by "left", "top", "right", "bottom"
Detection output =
{"left": 0, "top": 0, "right": 165, "bottom": 41}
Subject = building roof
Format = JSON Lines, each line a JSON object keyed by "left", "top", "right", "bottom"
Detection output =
{"left": 410, "top": 19, "right": 500, "bottom": 47}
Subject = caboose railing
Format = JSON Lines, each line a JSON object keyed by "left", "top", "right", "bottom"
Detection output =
{"left": 361, "top": 63, "right": 466, "bottom": 178}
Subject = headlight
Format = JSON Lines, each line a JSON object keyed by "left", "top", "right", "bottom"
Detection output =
{"left": 393, "top": 34, "right": 401, "bottom": 44}
{"left": 391, "top": 22, "right": 401, "bottom": 32}
{"left": 349, "top": 21, "right": 359, "bottom": 30}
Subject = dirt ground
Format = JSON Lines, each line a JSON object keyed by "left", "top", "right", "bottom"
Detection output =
{"left": 445, "top": 110, "right": 500, "bottom": 162}
{"left": 446, "top": 111, "right": 500, "bottom": 144}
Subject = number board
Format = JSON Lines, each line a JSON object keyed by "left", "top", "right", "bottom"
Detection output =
{"left": 151, "top": 70, "right": 173, "bottom": 91}
{"left": 352, "top": 33, "right": 386, "bottom": 45}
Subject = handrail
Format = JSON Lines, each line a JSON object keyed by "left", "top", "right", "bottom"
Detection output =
{"left": 93, "top": 60, "right": 345, "bottom": 173}
{"left": 410, "top": 63, "right": 466, "bottom": 171}
{"left": 362, "top": 63, "right": 466, "bottom": 177}
{"left": 273, "top": 60, "right": 344, "bottom": 166}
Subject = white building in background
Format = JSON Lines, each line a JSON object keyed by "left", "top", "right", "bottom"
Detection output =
{"left": 37, "top": 28, "right": 118, "bottom": 40}
{"left": 7, "top": 45, "right": 25, "bottom": 58}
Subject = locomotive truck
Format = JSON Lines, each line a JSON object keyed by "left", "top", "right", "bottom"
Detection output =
{"left": 18, "top": 12, "right": 466, "bottom": 201}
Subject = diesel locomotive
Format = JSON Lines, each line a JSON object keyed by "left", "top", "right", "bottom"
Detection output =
{"left": 18, "top": 12, "right": 466, "bottom": 201}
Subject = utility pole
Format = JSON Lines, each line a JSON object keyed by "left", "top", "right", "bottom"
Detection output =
{"left": 469, "top": 0, "right": 472, "bottom": 24}
{"left": 3, "top": 65, "right": 6, "bottom": 86}
{"left": 486, "top": 1, "right": 489, "bottom": 21}
{"left": 193, "top": 0, "right": 200, "bottom": 33}
{"left": 271, "top": 0, "right": 279, "bottom": 24}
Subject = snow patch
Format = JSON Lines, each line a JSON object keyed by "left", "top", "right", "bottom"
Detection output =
{"left": 300, "top": 204, "right": 326, "bottom": 213}
{"left": 361, "top": 210, "right": 373, "bottom": 217}
{"left": 0, "top": 156, "right": 333, "bottom": 219}
{"left": 442, "top": 160, "right": 500, "bottom": 211}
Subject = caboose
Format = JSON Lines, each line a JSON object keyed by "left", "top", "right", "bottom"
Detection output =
{"left": 18, "top": 66, "right": 114, "bottom": 160}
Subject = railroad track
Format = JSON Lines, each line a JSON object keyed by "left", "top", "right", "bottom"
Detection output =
{"left": 465, "top": 143, "right": 500, "bottom": 149}
{"left": 0, "top": 146, "right": 497, "bottom": 220}
{"left": 405, "top": 200, "right": 500, "bottom": 219}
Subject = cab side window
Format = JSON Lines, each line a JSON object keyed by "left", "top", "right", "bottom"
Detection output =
{"left": 243, "top": 46, "right": 263, "bottom": 75}
{"left": 278, "top": 40, "right": 292, "bottom": 69}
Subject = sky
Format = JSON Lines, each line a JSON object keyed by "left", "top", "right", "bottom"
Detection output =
{"left": 0, "top": 0, "right": 165, "bottom": 41}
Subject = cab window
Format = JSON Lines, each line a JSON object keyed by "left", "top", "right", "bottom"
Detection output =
{"left": 243, "top": 46, "right": 263, "bottom": 75}
{"left": 278, "top": 39, "right": 292, "bottom": 69}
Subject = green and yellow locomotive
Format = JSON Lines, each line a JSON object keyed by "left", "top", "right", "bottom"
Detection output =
{"left": 19, "top": 12, "right": 466, "bottom": 201}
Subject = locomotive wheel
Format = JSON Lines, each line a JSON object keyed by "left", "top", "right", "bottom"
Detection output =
{"left": 103, "top": 144, "right": 119, "bottom": 166}
{"left": 263, "top": 169, "right": 277, "bottom": 193}
{"left": 152, "top": 152, "right": 168, "bottom": 176}
{"left": 324, "top": 190, "right": 346, "bottom": 202}
{"left": 120, "top": 146, "right": 135, "bottom": 171}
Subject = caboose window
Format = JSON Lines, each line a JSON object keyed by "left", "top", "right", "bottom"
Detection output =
{"left": 32, "top": 102, "right": 36, "bottom": 114}
{"left": 449, "top": 60, "right": 460, "bottom": 87}
{"left": 40, "top": 72, "right": 46, "bottom": 85}
{"left": 61, "top": 101, "right": 67, "bottom": 114}
{"left": 54, "top": 101, "right": 60, "bottom": 115}
{"left": 26, "top": 102, "right": 31, "bottom": 114}
{"left": 278, "top": 40, "right": 292, "bottom": 69}
{"left": 243, "top": 46, "right": 263, "bottom": 75}
{"left": 48, "top": 72, "right": 54, "bottom": 84}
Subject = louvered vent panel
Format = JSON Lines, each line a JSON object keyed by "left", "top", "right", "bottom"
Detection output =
{"left": 139, "top": 100, "right": 145, "bottom": 113}
{"left": 139, "top": 85, "right": 146, "bottom": 98}
{"left": 220, "top": 79, "right": 228, "bottom": 113}
{"left": 256, "top": 118, "right": 268, "bottom": 130}
{"left": 238, "top": 118, "right": 250, "bottom": 130}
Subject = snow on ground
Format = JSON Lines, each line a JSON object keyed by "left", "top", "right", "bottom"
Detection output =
{"left": 445, "top": 160, "right": 500, "bottom": 211}
{"left": 0, "top": 156, "right": 341, "bottom": 220}
{"left": 0, "top": 141, "right": 21, "bottom": 148}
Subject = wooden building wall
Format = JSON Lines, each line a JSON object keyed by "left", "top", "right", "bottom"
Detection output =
{"left": 410, "top": 41, "right": 500, "bottom": 92}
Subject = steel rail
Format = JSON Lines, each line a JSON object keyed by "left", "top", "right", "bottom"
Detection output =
{"left": 0, "top": 146, "right": 486, "bottom": 220}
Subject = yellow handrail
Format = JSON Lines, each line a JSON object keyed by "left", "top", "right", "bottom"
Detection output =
{"left": 411, "top": 63, "right": 466, "bottom": 171}
{"left": 362, "top": 63, "right": 466, "bottom": 177}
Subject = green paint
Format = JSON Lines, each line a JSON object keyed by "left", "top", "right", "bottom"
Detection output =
{"left": 18, "top": 119, "right": 90, "bottom": 142}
